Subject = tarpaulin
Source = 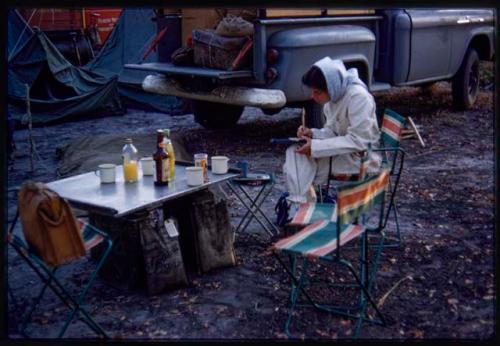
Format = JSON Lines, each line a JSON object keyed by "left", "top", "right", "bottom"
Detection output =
{"left": 8, "top": 9, "right": 124, "bottom": 125}
{"left": 85, "top": 8, "right": 186, "bottom": 114}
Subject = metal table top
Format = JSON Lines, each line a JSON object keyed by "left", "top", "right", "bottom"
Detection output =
{"left": 46, "top": 164, "right": 240, "bottom": 217}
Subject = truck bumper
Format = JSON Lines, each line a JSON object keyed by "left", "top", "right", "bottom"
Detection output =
{"left": 142, "top": 75, "right": 287, "bottom": 108}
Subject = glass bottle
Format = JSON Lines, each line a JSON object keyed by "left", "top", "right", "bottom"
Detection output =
{"left": 122, "top": 138, "right": 139, "bottom": 183}
{"left": 163, "top": 128, "right": 176, "bottom": 181}
{"left": 153, "top": 130, "right": 170, "bottom": 186}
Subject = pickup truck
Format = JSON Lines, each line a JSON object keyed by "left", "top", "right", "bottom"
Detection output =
{"left": 125, "top": 9, "right": 495, "bottom": 129}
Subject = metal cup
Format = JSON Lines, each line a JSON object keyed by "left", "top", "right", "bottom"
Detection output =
{"left": 95, "top": 164, "right": 116, "bottom": 183}
{"left": 194, "top": 153, "right": 208, "bottom": 182}
{"left": 236, "top": 161, "right": 248, "bottom": 177}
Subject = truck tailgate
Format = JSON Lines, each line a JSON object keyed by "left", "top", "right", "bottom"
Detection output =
{"left": 124, "top": 62, "right": 253, "bottom": 80}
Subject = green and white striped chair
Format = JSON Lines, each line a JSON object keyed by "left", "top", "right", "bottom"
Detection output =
{"left": 375, "top": 108, "right": 407, "bottom": 247}
{"left": 293, "top": 148, "right": 371, "bottom": 228}
{"left": 271, "top": 168, "right": 390, "bottom": 338}
{"left": 316, "top": 109, "right": 406, "bottom": 248}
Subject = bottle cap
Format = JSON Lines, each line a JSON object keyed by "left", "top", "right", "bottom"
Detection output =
{"left": 125, "top": 138, "right": 132, "bottom": 144}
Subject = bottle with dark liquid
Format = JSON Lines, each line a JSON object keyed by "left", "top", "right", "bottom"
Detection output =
{"left": 153, "top": 130, "right": 170, "bottom": 186}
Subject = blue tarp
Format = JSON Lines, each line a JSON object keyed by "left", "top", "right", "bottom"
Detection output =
{"left": 7, "top": 9, "right": 124, "bottom": 125}
{"left": 85, "top": 8, "right": 185, "bottom": 114}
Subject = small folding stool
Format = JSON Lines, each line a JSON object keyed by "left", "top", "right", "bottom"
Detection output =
{"left": 226, "top": 172, "right": 280, "bottom": 238}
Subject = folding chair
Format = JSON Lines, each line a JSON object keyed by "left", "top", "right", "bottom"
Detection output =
{"left": 292, "top": 147, "right": 371, "bottom": 233}
{"left": 317, "top": 146, "right": 372, "bottom": 204}
{"left": 7, "top": 208, "right": 113, "bottom": 338}
{"left": 373, "top": 108, "right": 407, "bottom": 247}
{"left": 226, "top": 172, "right": 280, "bottom": 238}
{"left": 271, "top": 168, "right": 390, "bottom": 338}
{"left": 316, "top": 109, "right": 406, "bottom": 248}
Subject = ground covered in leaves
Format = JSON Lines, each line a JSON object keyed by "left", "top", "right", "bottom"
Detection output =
{"left": 6, "top": 63, "right": 494, "bottom": 340}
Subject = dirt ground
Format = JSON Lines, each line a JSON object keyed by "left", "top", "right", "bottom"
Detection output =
{"left": 6, "top": 63, "right": 495, "bottom": 340}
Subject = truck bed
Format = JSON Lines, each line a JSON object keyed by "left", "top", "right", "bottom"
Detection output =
{"left": 124, "top": 62, "right": 253, "bottom": 80}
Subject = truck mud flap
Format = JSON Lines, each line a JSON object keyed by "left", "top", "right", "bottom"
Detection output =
{"left": 142, "top": 74, "right": 286, "bottom": 108}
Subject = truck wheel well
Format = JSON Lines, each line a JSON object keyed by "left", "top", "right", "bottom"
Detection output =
{"left": 469, "top": 35, "right": 491, "bottom": 60}
{"left": 344, "top": 61, "right": 369, "bottom": 85}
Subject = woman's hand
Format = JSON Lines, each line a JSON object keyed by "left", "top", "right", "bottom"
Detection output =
{"left": 297, "top": 125, "right": 313, "bottom": 138}
{"left": 296, "top": 137, "right": 312, "bottom": 156}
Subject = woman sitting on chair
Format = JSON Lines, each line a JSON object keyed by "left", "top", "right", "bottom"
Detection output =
{"left": 283, "top": 57, "right": 382, "bottom": 205}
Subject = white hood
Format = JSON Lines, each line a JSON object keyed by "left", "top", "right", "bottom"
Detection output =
{"left": 313, "top": 57, "right": 367, "bottom": 103}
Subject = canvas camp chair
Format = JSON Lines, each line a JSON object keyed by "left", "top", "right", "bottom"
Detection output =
{"left": 316, "top": 145, "right": 371, "bottom": 203}
{"left": 373, "top": 108, "right": 407, "bottom": 247}
{"left": 7, "top": 204, "right": 113, "bottom": 338}
{"left": 292, "top": 146, "right": 371, "bottom": 232}
{"left": 271, "top": 168, "right": 390, "bottom": 338}
{"left": 316, "top": 109, "right": 406, "bottom": 248}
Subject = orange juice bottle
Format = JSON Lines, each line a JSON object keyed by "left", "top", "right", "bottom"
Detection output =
{"left": 122, "top": 138, "right": 139, "bottom": 183}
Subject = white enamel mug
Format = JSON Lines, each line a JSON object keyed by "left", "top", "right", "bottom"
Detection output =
{"left": 186, "top": 166, "right": 203, "bottom": 186}
{"left": 95, "top": 164, "right": 116, "bottom": 183}
{"left": 140, "top": 157, "right": 154, "bottom": 176}
{"left": 211, "top": 156, "right": 229, "bottom": 174}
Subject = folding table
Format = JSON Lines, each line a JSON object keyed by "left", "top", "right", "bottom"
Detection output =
{"left": 226, "top": 172, "right": 280, "bottom": 238}
{"left": 46, "top": 162, "right": 240, "bottom": 293}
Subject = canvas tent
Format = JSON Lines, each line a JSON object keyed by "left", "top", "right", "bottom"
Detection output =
{"left": 85, "top": 8, "right": 186, "bottom": 114}
{"left": 8, "top": 9, "right": 124, "bottom": 125}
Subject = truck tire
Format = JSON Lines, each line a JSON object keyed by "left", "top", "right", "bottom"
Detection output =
{"left": 304, "top": 100, "right": 324, "bottom": 128}
{"left": 192, "top": 100, "right": 244, "bottom": 129}
{"left": 452, "top": 48, "right": 480, "bottom": 110}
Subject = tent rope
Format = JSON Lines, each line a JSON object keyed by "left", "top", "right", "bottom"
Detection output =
{"left": 8, "top": 9, "right": 37, "bottom": 62}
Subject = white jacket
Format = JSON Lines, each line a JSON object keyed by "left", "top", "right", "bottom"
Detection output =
{"left": 283, "top": 58, "right": 382, "bottom": 203}
{"left": 310, "top": 85, "right": 381, "bottom": 174}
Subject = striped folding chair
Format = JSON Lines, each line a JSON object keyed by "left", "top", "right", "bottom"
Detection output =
{"left": 374, "top": 108, "right": 407, "bottom": 247}
{"left": 7, "top": 209, "right": 113, "bottom": 338}
{"left": 296, "top": 147, "right": 371, "bottom": 229}
{"left": 316, "top": 143, "right": 372, "bottom": 205}
{"left": 271, "top": 169, "right": 390, "bottom": 338}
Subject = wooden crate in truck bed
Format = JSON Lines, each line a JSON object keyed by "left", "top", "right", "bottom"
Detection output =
{"left": 180, "top": 8, "right": 375, "bottom": 46}
{"left": 266, "top": 8, "right": 375, "bottom": 17}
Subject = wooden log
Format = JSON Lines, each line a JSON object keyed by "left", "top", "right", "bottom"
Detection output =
{"left": 407, "top": 116, "right": 426, "bottom": 148}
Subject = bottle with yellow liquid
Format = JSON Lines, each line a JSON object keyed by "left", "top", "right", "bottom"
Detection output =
{"left": 122, "top": 138, "right": 139, "bottom": 183}
{"left": 163, "top": 128, "right": 176, "bottom": 181}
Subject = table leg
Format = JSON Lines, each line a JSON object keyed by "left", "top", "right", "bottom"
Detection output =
{"left": 226, "top": 181, "right": 279, "bottom": 237}
{"left": 239, "top": 183, "right": 279, "bottom": 235}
